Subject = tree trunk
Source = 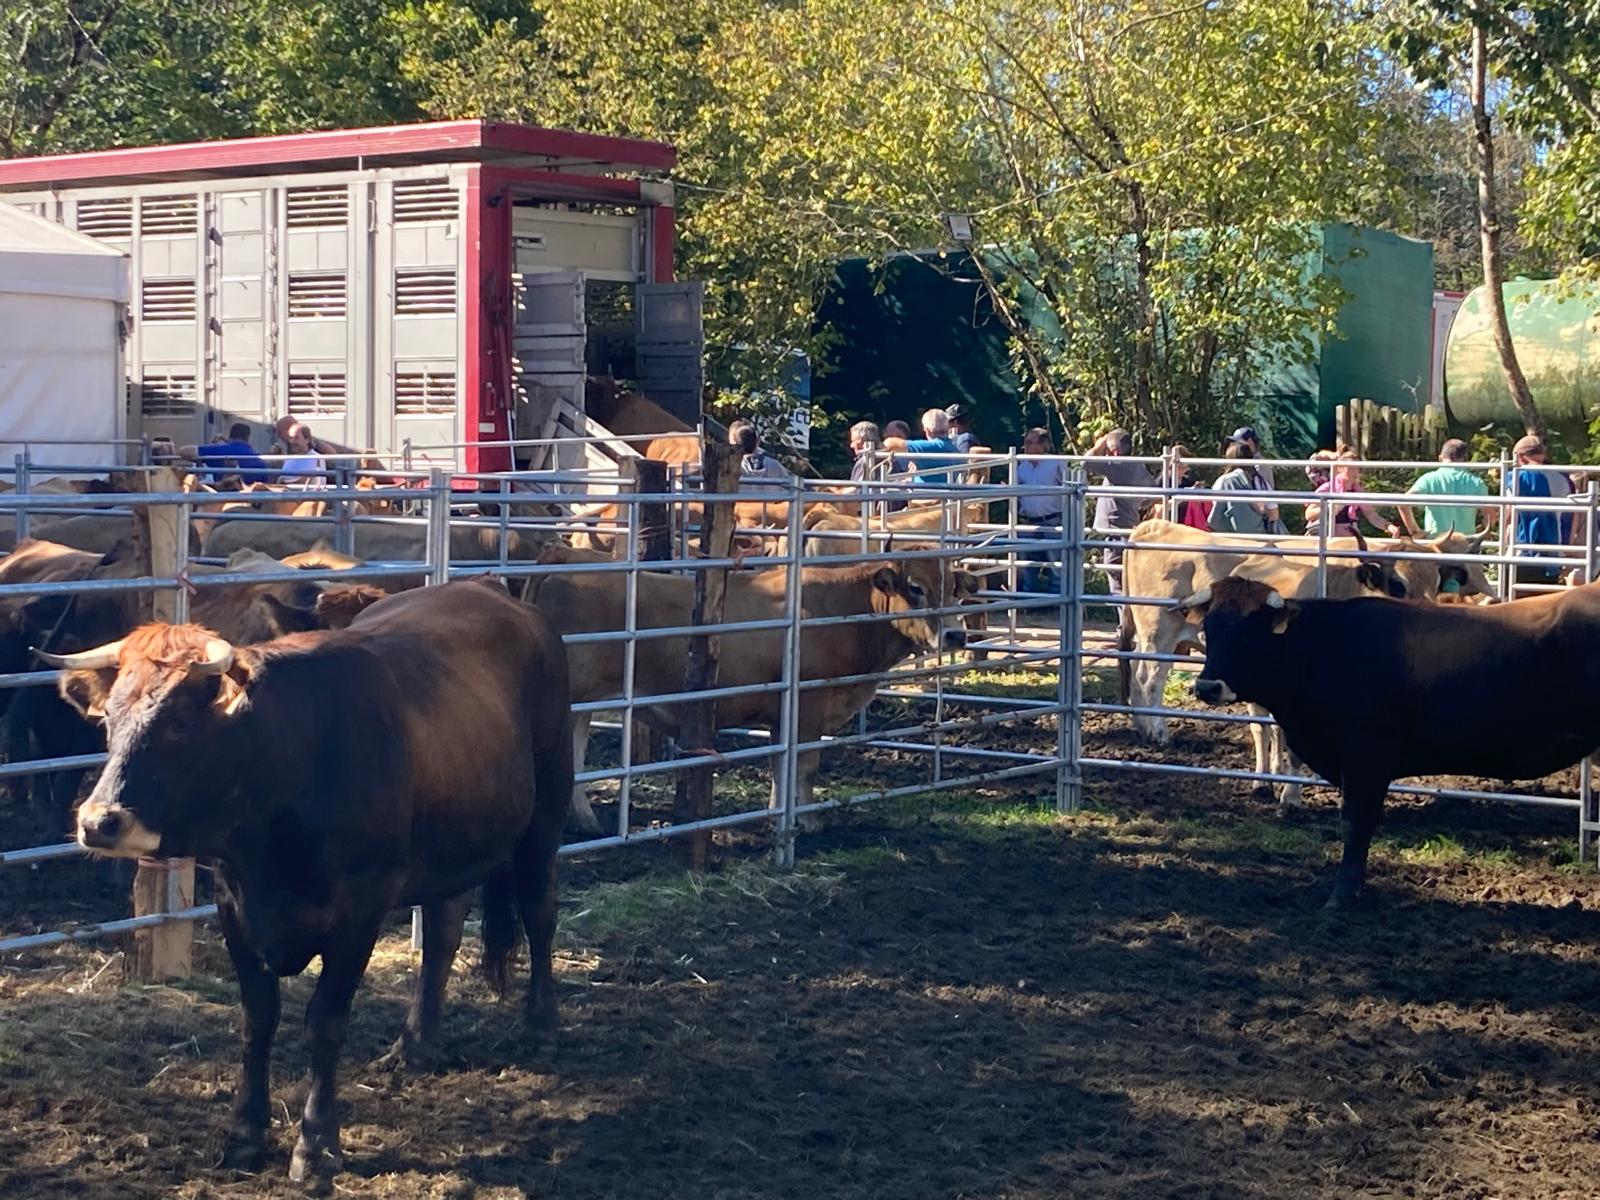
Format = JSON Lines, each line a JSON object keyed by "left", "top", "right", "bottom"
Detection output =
{"left": 1128, "top": 184, "right": 1158, "bottom": 435}
{"left": 1470, "top": 23, "right": 1542, "bottom": 439}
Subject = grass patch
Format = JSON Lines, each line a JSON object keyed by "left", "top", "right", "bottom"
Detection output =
{"left": 1162, "top": 669, "right": 1197, "bottom": 708}
{"left": 1548, "top": 838, "right": 1598, "bottom": 875}
{"left": 1169, "top": 816, "right": 1328, "bottom": 858}
{"left": 560, "top": 860, "right": 846, "bottom": 945}
{"left": 812, "top": 843, "right": 910, "bottom": 871}
{"left": 1384, "top": 833, "right": 1521, "bottom": 869}
{"left": 952, "top": 666, "right": 1058, "bottom": 701}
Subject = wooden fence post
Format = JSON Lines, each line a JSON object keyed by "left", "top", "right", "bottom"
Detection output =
{"left": 619, "top": 458, "right": 672, "bottom": 769}
{"left": 131, "top": 465, "right": 194, "bottom": 981}
{"left": 672, "top": 440, "right": 740, "bottom": 871}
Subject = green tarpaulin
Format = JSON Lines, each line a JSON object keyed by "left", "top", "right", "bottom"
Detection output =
{"left": 813, "top": 224, "right": 1434, "bottom": 456}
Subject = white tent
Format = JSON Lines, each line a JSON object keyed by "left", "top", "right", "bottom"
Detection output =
{"left": 0, "top": 204, "right": 130, "bottom": 477}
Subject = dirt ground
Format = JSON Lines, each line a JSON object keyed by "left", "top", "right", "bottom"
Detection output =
{"left": 2, "top": 693, "right": 1599, "bottom": 1198}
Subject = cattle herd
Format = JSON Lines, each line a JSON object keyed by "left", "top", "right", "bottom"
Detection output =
{"left": 0, "top": 459, "right": 1595, "bottom": 1189}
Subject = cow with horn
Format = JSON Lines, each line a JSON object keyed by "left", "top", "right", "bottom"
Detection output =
{"left": 44, "top": 579, "right": 573, "bottom": 1188}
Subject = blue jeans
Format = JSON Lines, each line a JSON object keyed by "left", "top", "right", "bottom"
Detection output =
{"left": 1019, "top": 517, "right": 1062, "bottom": 596}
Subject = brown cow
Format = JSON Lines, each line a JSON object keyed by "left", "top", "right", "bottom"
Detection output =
{"left": 50, "top": 580, "right": 572, "bottom": 1187}
{"left": 199, "top": 511, "right": 553, "bottom": 568}
{"left": 530, "top": 556, "right": 970, "bottom": 833}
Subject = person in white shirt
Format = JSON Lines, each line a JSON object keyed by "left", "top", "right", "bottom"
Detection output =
{"left": 1017, "top": 427, "right": 1068, "bottom": 594}
{"left": 278, "top": 421, "right": 326, "bottom": 488}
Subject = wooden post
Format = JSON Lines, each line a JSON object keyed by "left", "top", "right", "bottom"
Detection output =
{"left": 131, "top": 465, "right": 194, "bottom": 982}
{"left": 618, "top": 458, "right": 672, "bottom": 767}
{"left": 672, "top": 440, "right": 740, "bottom": 871}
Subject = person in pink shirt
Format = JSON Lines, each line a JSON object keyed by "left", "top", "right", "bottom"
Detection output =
{"left": 1306, "top": 450, "right": 1400, "bottom": 538}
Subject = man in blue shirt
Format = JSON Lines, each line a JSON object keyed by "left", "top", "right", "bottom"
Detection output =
{"left": 882, "top": 409, "right": 960, "bottom": 484}
{"left": 176, "top": 422, "right": 272, "bottom": 484}
{"left": 1510, "top": 434, "right": 1567, "bottom": 589}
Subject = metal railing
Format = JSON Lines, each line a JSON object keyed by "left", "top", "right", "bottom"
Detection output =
{"left": 5, "top": 442, "right": 1599, "bottom": 957}
{"left": 0, "top": 453, "right": 1075, "bottom": 953}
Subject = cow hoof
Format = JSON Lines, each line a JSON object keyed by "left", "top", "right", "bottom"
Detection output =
{"left": 566, "top": 799, "right": 603, "bottom": 837}
{"left": 288, "top": 1137, "right": 343, "bottom": 1194}
{"left": 524, "top": 1007, "right": 560, "bottom": 1052}
{"left": 221, "top": 1129, "right": 268, "bottom": 1173}
{"left": 1277, "top": 793, "right": 1306, "bottom": 813}
{"left": 373, "top": 1033, "right": 437, "bottom": 1073}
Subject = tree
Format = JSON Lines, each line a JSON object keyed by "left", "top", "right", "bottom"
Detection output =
{"left": 1468, "top": 21, "right": 1541, "bottom": 436}
{"left": 1387, "top": 0, "right": 1600, "bottom": 436}
{"left": 700, "top": 0, "right": 1396, "bottom": 448}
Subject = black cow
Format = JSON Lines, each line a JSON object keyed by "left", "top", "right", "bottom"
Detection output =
{"left": 1183, "top": 576, "right": 1600, "bottom": 909}
{"left": 45, "top": 579, "right": 573, "bottom": 1187}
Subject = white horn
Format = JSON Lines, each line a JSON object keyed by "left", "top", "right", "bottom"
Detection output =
{"left": 34, "top": 638, "right": 126, "bottom": 671}
{"left": 1178, "top": 587, "right": 1212, "bottom": 609}
{"left": 191, "top": 637, "right": 235, "bottom": 675}
{"left": 1265, "top": 591, "right": 1286, "bottom": 609}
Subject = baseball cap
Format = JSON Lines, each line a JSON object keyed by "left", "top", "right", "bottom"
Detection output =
{"left": 1227, "top": 426, "right": 1259, "bottom": 443}
{"left": 945, "top": 402, "right": 970, "bottom": 421}
{"left": 1512, "top": 434, "right": 1545, "bottom": 458}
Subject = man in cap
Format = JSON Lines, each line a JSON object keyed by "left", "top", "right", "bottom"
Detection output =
{"left": 946, "top": 403, "right": 978, "bottom": 453}
{"left": 1508, "top": 433, "right": 1574, "bottom": 589}
{"left": 1226, "top": 425, "right": 1281, "bottom": 532}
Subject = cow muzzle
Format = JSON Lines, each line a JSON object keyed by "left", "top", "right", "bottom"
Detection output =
{"left": 1193, "top": 677, "right": 1236, "bottom": 705}
{"left": 941, "top": 627, "right": 968, "bottom": 650}
{"left": 76, "top": 800, "right": 161, "bottom": 857}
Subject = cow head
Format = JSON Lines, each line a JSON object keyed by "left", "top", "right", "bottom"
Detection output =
{"left": 1176, "top": 577, "right": 1296, "bottom": 706}
{"left": 870, "top": 559, "right": 968, "bottom": 651}
{"left": 40, "top": 625, "right": 260, "bottom": 857}
{"left": 1424, "top": 530, "right": 1495, "bottom": 599}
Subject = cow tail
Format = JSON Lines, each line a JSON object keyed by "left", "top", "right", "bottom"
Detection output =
{"left": 479, "top": 870, "right": 522, "bottom": 997}
{"left": 1116, "top": 602, "right": 1134, "bottom": 707}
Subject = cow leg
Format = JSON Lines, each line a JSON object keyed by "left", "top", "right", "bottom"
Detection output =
{"left": 1274, "top": 731, "right": 1305, "bottom": 810}
{"left": 1128, "top": 648, "right": 1174, "bottom": 745}
{"left": 379, "top": 893, "right": 469, "bottom": 1071}
{"left": 1327, "top": 777, "right": 1389, "bottom": 910}
{"left": 786, "top": 747, "right": 825, "bottom": 832}
{"left": 511, "top": 828, "right": 562, "bottom": 1046}
{"left": 219, "top": 898, "right": 281, "bottom": 1171}
{"left": 1246, "top": 706, "right": 1273, "bottom": 796}
{"left": 289, "top": 926, "right": 380, "bottom": 1190}
{"left": 517, "top": 731, "right": 574, "bottom": 1046}
{"left": 567, "top": 712, "right": 602, "bottom": 835}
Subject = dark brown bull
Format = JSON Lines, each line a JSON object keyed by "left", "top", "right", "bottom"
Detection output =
{"left": 48, "top": 579, "right": 573, "bottom": 1187}
{"left": 1187, "top": 576, "right": 1600, "bottom": 908}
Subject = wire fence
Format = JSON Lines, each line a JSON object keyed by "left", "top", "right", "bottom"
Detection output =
{"left": 2, "top": 440, "right": 1597, "bottom": 957}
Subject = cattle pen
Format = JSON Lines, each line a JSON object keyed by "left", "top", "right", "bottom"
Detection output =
{"left": 4, "top": 441, "right": 1600, "bottom": 1197}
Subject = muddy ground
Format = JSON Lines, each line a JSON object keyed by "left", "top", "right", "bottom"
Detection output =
{"left": 2, "top": 687, "right": 1599, "bottom": 1198}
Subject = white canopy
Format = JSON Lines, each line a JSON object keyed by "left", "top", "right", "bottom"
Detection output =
{"left": 0, "top": 204, "right": 130, "bottom": 476}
